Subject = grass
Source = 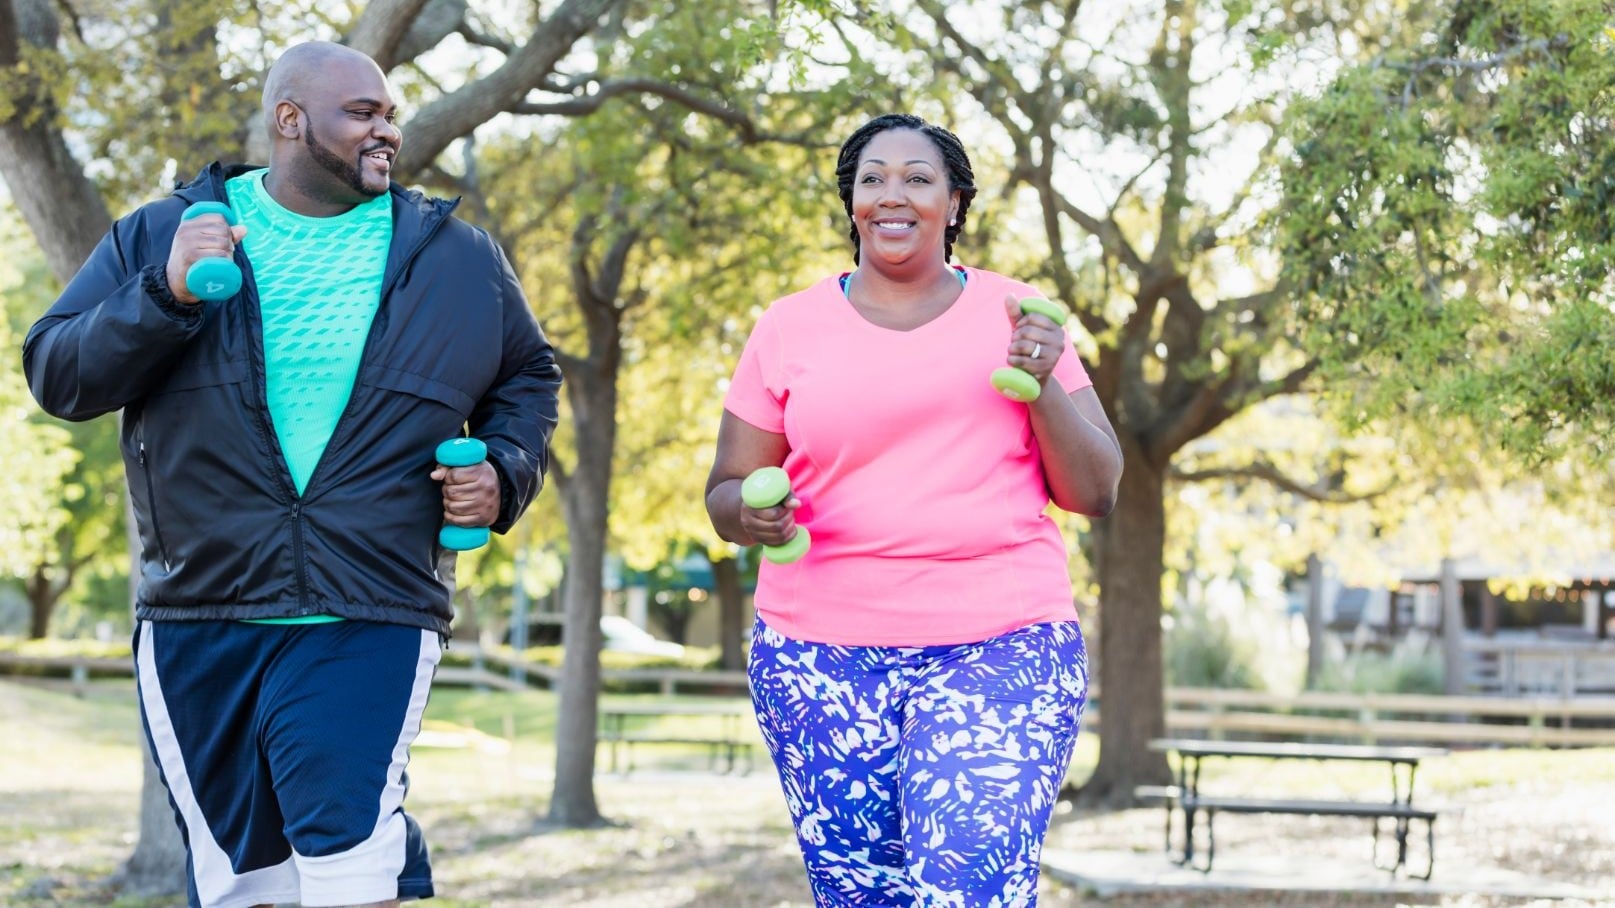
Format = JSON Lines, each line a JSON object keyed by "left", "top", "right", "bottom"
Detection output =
{"left": 6, "top": 677, "right": 1612, "bottom": 906}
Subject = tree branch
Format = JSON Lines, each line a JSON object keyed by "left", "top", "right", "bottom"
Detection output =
{"left": 344, "top": 0, "right": 432, "bottom": 70}
{"left": 396, "top": 0, "right": 626, "bottom": 176}
{"left": 511, "top": 77, "right": 823, "bottom": 145}
{"left": 1170, "top": 460, "right": 1387, "bottom": 503}
{"left": 1389, "top": 35, "right": 1569, "bottom": 107}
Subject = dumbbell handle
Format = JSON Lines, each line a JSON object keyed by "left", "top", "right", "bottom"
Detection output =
{"left": 740, "top": 467, "right": 810, "bottom": 564}
{"left": 990, "top": 297, "right": 1070, "bottom": 403}
{"left": 436, "top": 437, "right": 491, "bottom": 551}
{"left": 180, "top": 202, "right": 243, "bottom": 302}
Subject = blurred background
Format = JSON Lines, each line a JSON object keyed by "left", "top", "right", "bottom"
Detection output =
{"left": 3, "top": 1, "right": 1612, "bottom": 903}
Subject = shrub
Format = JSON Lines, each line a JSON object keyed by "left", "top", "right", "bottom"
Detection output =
{"left": 1313, "top": 647, "right": 1445, "bottom": 696}
{"left": 1165, "top": 606, "right": 1266, "bottom": 690}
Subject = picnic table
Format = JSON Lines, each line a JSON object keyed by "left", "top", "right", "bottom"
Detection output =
{"left": 597, "top": 702, "right": 755, "bottom": 774}
{"left": 1141, "top": 738, "right": 1447, "bottom": 879}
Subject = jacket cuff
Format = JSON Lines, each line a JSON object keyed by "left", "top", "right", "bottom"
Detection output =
{"left": 488, "top": 456, "right": 520, "bottom": 532}
{"left": 141, "top": 265, "right": 202, "bottom": 323}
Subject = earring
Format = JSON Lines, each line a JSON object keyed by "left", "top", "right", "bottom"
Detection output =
{"left": 949, "top": 217, "right": 956, "bottom": 226}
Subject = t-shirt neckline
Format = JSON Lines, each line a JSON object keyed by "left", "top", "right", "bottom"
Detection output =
{"left": 834, "top": 266, "right": 973, "bottom": 335}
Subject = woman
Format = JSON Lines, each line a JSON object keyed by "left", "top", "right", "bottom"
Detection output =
{"left": 705, "top": 113, "right": 1123, "bottom": 907}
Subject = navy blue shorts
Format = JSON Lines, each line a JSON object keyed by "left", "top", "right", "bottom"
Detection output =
{"left": 135, "top": 619, "right": 441, "bottom": 907}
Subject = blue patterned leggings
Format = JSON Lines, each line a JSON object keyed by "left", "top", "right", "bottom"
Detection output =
{"left": 749, "top": 618, "right": 1089, "bottom": 907}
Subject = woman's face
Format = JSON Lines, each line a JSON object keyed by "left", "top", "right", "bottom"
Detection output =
{"left": 850, "top": 128, "right": 960, "bottom": 274}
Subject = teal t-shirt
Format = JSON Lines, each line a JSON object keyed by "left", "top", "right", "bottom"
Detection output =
{"left": 226, "top": 170, "right": 392, "bottom": 496}
{"left": 226, "top": 171, "right": 391, "bottom": 626}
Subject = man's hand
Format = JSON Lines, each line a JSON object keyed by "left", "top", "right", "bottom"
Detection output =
{"left": 431, "top": 460, "right": 500, "bottom": 528}
{"left": 166, "top": 214, "right": 247, "bottom": 305}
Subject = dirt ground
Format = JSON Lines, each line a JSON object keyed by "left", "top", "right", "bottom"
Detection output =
{"left": 408, "top": 757, "right": 1615, "bottom": 907}
{"left": 4, "top": 680, "right": 1612, "bottom": 907}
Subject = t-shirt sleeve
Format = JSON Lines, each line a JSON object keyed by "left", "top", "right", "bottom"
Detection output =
{"left": 1053, "top": 333, "right": 1094, "bottom": 394}
{"left": 722, "top": 308, "right": 786, "bottom": 434}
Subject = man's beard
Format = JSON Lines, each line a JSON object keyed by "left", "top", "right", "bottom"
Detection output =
{"left": 304, "top": 122, "right": 385, "bottom": 199}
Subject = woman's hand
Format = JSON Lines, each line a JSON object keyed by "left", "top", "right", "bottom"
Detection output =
{"left": 1003, "top": 293, "right": 1065, "bottom": 389}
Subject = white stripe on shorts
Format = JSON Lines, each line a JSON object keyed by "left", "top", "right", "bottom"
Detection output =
{"left": 293, "top": 627, "right": 440, "bottom": 907}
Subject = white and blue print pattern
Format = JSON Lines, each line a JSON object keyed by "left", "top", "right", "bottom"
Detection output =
{"left": 749, "top": 619, "right": 1089, "bottom": 907}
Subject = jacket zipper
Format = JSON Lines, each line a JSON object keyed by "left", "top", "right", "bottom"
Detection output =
{"left": 137, "top": 442, "right": 172, "bottom": 571}
{"left": 220, "top": 168, "right": 312, "bottom": 613}
{"left": 289, "top": 499, "right": 309, "bottom": 614}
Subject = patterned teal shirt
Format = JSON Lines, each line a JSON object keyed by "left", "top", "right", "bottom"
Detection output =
{"left": 226, "top": 170, "right": 392, "bottom": 495}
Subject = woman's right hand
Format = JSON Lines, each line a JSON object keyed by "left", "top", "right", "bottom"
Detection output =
{"left": 742, "top": 494, "right": 803, "bottom": 547}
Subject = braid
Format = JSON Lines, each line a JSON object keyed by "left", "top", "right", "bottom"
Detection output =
{"left": 835, "top": 113, "right": 977, "bottom": 265}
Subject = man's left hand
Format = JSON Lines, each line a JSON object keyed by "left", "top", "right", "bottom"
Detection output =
{"left": 431, "top": 461, "right": 500, "bottom": 528}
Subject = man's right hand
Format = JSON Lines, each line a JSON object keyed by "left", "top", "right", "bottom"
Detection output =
{"left": 166, "top": 215, "right": 247, "bottom": 305}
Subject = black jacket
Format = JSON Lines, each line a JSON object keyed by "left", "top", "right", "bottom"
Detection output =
{"left": 23, "top": 163, "right": 562, "bottom": 635}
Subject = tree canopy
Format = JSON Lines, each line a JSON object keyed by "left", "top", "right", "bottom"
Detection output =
{"left": 1279, "top": 0, "right": 1615, "bottom": 459}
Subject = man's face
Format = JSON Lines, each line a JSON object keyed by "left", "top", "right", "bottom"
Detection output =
{"left": 292, "top": 57, "right": 400, "bottom": 203}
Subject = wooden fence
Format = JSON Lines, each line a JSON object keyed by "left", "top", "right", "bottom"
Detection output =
{"left": 1154, "top": 686, "right": 1615, "bottom": 748}
{"left": 7, "top": 650, "right": 1615, "bottom": 747}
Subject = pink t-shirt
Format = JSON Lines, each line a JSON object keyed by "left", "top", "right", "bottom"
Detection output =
{"left": 724, "top": 267, "right": 1093, "bottom": 646}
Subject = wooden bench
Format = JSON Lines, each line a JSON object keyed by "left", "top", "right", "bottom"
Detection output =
{"left": 1144, "top": 739, "right": 1446, "bottom": 878}
{"left": 598, "top": 703, "right": 754, "bottom": 774}
{"left": 1212, "top": 797, "right": 1436, "bottom": 881}
{"left": 600, "top": 732, "right": 753, "bottom": 774}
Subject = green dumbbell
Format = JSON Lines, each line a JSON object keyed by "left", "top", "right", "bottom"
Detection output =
{"left": 990, "top": 296, "right": 1070, "bottom": 402}
{"left": 741, "top": 466, "right": 810, "bottom": 564}
{"left": 436, "top": 437, "right": 491, "bottom": 551}
{"left": 180, "top": 202, "right": 243, "bottom": 301}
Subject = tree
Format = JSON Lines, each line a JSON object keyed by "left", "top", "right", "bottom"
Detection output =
{"left": 1277, "top": 0, "right": 1615, "bottom": 461}
{"left": 0, "top": 315, "right": 75, "bottom": 594}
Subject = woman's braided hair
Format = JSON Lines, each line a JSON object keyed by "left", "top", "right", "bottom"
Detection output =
{"left": 835, "top": 113, "right": 977, "bottom": 265}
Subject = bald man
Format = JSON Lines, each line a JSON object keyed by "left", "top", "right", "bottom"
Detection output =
{"left": 24, "top": 41, "right": 562, "bottom": 908}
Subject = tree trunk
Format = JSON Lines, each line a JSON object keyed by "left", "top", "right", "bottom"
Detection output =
{"left": 0, "top": 0, "right": 113, "bottom": 285}
{"left": 548, "top": 367, "right": 617, "bottom": 827}
{"left": 1440, "top": 557, "right": 1466, "bottom": 696}
{"left": 647, "top": 602, "right": 691, "bottom": 644}
{"left": 1080, "top": 437, "right": 1172, "bottom": 805}
{"left": 111, "top": 743, "right": 189, "bottom": 897}
{"left": 712, "top": 554, "right": 745, "bottom": 671}
{"left": 24, "top": 564, "right": 62, "bottom": 639}
{"left": 117, "top": 485, "right": 188, "bottom": 897}
{"left": 1305, "top": 553, "right": 1325, "bottom": 689}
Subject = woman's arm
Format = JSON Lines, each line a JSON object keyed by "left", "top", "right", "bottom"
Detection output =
{"left": 704, "top": 411, "right": 799, "bottom": 547}
{"left": 1028, "top": 385, "right": 1123, "bottom": 517}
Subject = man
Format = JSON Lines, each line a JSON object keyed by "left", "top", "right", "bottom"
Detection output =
{"left": 22, "top": 42, "right": 561, "bottom": 908}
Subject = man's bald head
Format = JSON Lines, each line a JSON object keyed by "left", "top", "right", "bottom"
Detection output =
{"left": 261, "top": 42, "right": 387, "bottom": 137}
{"left": 258, "top": 40, "right": 401, "bottom": 213}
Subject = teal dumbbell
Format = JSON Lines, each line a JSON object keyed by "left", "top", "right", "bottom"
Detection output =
{"left": 435, "top": 437, "right": 490, "bottom": 551}
{"left": 740, "top": 466, "right": 810, "bottom": 564}
{"left": 990, "top": 296, "right": 1070, "bottom": 402}
{"left": 180, "top": 202, "right": 242, "bottom": 301}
